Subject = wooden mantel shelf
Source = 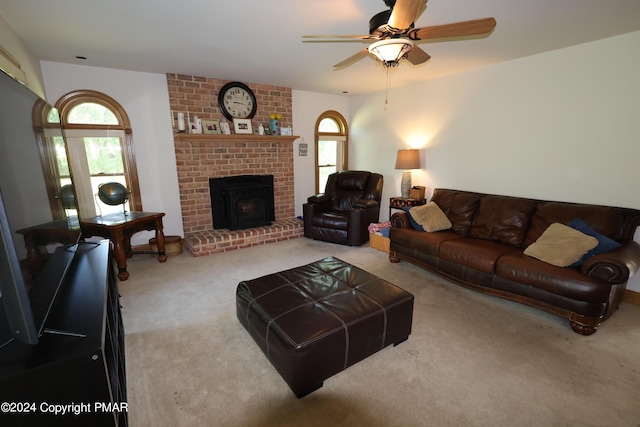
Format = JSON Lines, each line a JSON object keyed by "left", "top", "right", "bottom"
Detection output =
{"left": 173, "top": 133, "right": 300, "bottom": 143}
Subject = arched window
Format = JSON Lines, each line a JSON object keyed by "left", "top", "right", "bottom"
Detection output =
{"left": 50, "top": 90, "right": 142, "bottom": 218}
{"left": 315, "top": 110, "right": 348, "bottom": 193}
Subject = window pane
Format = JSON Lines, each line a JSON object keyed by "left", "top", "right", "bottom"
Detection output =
{"left": 47, "top": 108, "right": 60, "bottom": 123}
{"left": 318, "top": 166, "right": 336, "bottom": 192}
{"left": 84, "top": 137, "right": 124, "bottom": 174}
{"left": 318, "top": 140, "right": 337, "bottom": 166}
{"left": 54, "top": 136, "right": 70, "bottom": 177}
{"left": 319, "top": 118, "right": 339, "bottom": 133}
{"left": 68, "top": 102, "right": 118, "bottom": 125}
{"left": 315, "top": 111, "right": 347, "bottom": 194}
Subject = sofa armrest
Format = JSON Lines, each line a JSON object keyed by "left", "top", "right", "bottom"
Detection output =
{"left": 581, "top": 241, "right": 640, "bottom": 284}
{"left": 353, "top": 199, "right": 379, "bottom": 210}
{"left": 390, "top": 211, "right": 411, "bottom": 229}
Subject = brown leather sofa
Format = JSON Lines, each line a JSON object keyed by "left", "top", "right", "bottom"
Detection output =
{"left": 389, "top": 188, "right": 640, "bottom": 335}
{"left": 303, "top": 170, "right": 383, "bottom": 246}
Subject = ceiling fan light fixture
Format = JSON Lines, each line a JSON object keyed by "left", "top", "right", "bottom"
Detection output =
{"left": 368, "top": 38, "right": 414, "bottom": 67}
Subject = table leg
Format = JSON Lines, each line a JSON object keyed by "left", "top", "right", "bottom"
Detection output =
{"left": 112, "top": 239, "right": 130, "bottom": 281}
{"left": 155, "top": 228, "right": 167, "bottom": 263}
{"left": 125, "top": 237, "right": 133, "bottom": 259}
{"left": 22, "top": 232, "right": 43, "bottom": 278}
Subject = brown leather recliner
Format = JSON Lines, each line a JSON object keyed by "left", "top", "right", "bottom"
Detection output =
{"left": 303, "top": 170, "right": 383, "bottom": 246}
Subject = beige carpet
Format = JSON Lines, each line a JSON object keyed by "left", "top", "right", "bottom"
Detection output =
{"left": 119, "top": 238, "right": 640, "bottom": 426}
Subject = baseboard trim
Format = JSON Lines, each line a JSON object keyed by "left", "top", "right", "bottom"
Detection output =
{"left": 623, "top": 290, "right": 640, "bottom": 307}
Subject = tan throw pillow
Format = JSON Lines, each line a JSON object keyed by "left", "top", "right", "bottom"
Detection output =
{"left": 408, "top": 201, "right": 452, "bottom": 232}
{"left": 523, "top": 223, "right": 599, "bottom": 267}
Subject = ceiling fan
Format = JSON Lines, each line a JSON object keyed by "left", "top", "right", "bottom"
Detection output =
{"left": 302, "top": 0, "right": 496, "bottom": 69}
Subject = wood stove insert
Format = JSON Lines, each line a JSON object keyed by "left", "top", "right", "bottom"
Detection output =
{"left": 209, "top": 175, "right": 275, "bottom": 230}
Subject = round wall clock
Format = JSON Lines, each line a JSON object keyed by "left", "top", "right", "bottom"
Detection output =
{"left": 218, "top": 82, "right": 257, "bottom": 121}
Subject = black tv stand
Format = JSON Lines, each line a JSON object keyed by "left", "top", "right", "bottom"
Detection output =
{"left": 0, "top": 241, "right": 127, "bottom": 426}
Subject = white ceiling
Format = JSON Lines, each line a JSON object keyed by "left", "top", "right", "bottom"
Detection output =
{"left": 2, "top": 0, "right": 640, "bottom": 95}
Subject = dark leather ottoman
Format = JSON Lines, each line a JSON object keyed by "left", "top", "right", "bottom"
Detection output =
{"left": 236, "top": 256, "right": 414, "bottom": 398}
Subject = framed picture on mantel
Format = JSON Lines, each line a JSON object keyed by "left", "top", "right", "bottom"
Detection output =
{"left": 220, "top": 121, "right": 231, "bottom": 135}
{"left": 202, "top": 119, "right": 221, "bottom": 134}
{"left": 233, "top": 118, "right": 252, "bottom": 134}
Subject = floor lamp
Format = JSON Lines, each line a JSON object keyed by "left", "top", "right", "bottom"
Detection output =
{"left": 395, "top": 149, "right": 420, "bottom": 198}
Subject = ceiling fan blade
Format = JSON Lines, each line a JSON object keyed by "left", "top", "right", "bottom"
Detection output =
{"left": 417, "top": 0, "right": 428, "bottom": 21}
{"left": 388, "top": 0, "right": 427, "bottom": 30}
{"left": 409, "top": 17, "right": 496, "bottom": 41}
{"left": 405, "top": 46, "right": 431, "bottom": 65}
{"left": 333, "top": 48, "right": 370, "bottom": 69}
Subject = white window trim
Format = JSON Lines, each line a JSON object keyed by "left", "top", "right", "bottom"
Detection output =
{"left": 318, "top": 135, "right": 347, "bottom": 142}
{"left": 62, "top": 129, "right": 126, "bottom": 138}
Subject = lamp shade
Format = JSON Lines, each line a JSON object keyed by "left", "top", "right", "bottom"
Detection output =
{"left": 368, "top": 39, "right": 414, "bottom": 66}
{"left": 395, "top": 149, "right": 420, "bottom": 170}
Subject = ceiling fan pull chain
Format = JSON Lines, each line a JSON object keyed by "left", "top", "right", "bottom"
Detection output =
{"left": 384, "top": 66, "right": 391, "bottom": 110}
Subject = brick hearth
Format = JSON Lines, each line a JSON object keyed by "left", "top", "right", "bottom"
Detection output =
{"left": 184, "top": 218, "right": 302, "bottom": 256}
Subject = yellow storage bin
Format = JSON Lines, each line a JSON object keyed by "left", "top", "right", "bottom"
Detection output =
{"left": 369, "top": 232, "right": 390, "bottom": 253}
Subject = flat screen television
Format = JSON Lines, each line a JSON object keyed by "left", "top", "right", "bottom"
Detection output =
{"left": 0, "top": 69, "right": 78, "bottom": 348}
{"left": 0, "top": 189, "right": 38, "bottom": 345}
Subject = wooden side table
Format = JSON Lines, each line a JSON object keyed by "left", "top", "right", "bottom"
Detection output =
{"left": 80, "top": 211, "right": 167, "bottom": 281}
{"left": 16, "top": 218, "right": 82, "bottom": 278}
{"left": 389, "top": 197, "right": 427, "bottom": 219}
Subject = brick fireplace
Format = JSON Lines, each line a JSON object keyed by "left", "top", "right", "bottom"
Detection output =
{"left": 173, "top": 133, "right": 302, "bottom": 256}
{"left": 167, "top": 74, "right": 303, "bottom": 256}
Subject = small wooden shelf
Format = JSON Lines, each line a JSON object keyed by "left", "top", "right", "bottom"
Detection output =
{"left": 173, "top": 133, "right": 299, "bottom": 143}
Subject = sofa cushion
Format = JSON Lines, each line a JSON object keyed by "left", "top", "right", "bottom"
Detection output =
{"left": 469, "top": 195, "right": 536, "bottom": 247}
{"left": 408, "top": 202, "right": 452, "bottom": 232}
{"left": 524, "top": 202, "right": 626, "bottom": 247}
{"left": 566, "top": 218, "right": 622, "bottom": 266}
{"left": 390, "top": 227, "right": 463, "bottom": 256}
{"left": 401, "top": 207, "right": 424, "bottom": 231}
{"left": 523, "top": 223, "right": 599, "bottom": 267}
{"left": 439, "top": 238, "right": 518, "bottom": 274}
{"left": 431, "top": 189, "right": 480, "bottom": 235}
{"left": 496, "top": 251, "right": 613, "bottom": 303}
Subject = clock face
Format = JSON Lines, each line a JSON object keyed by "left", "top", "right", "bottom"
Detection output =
{"left": 218, "top": 82, "right": 257, "bottom": 120}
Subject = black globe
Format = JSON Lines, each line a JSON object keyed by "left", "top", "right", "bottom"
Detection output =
{"left": 58, "top": 184, "right": 76, "bottom": 209}
{"left": 98, "top": 182, "right": 129, "bottom": 206}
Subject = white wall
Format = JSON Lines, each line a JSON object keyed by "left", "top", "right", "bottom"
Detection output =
{"left": 348, "top": 30, "right": 640, "bottom": 292}
{"left": 292, "top": 90, "right": 349, "bottom": 217}
{"left": 40, "top": 62, "right": 183, "bottom": 245}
